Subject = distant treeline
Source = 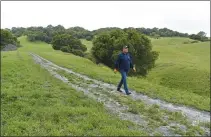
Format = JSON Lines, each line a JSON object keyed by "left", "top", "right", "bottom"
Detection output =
{"left": 9, "top": 25, "right": 94, "bottom": 43}
{"left": 7, "top": 25, "right": 210, "bottom": 43}
{"left": 1, "top": 25, "right": 210, "bottom": 76}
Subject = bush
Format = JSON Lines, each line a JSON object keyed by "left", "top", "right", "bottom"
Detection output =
{"left": 92, "top": 29, "right": 159, "bottom": 76}
{"left": 61, "top": 46, "right": 85, "bottom": 57}
{"left": 183, "top": 41, "right": 190, "bottom": 44}
{"left": 191, "top": 40, "right": 198, "bottom": 43}
{"left": 84, "top": 52, "right": 99, "bottom": 64}
{"left": 60, "top": 46, "right": 70, "bottom": 52}
{"left": 80, "top": 44, "right": 87, "bottom": 52}
{"left": 86, "top": 36, "right": 92, "bottom": 41}
{"left": 1, "top": 29, "right": 20, "bottom": 50}
{"left": 52, "top": 34, "right": 87, "bottom": 52}
{"left": 71, "top": 49, "right": 85, "bottom": 57}
{"left": 189, "top": 32, "right": 209, "bottom": 42}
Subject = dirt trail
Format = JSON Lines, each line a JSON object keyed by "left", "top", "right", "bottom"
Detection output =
{"left": 30, "top": 52, "right": 210, "bottom": 136}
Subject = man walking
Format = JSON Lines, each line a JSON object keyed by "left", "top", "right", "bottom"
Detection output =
{"left": 114, "top": 46, "right": 136, "bottom": 95}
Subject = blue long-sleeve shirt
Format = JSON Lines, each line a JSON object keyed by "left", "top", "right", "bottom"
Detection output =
{"left": 115, "top": 52, "right": 134, "bottom": 71}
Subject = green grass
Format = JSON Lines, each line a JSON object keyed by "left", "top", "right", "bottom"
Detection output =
{"left": 147, "top": 39, "right": 210, "bottom": 97}
{"left": 1, "top": 51, "right": 147, "bottom": 136}
{"left": 17, "top": 36, "right": 210, "bottom": 111}
{"left": 2, "top": 36, "right": 209, "bottom": 135}
{"left": 150, "top": 37, "right": 197, "bottom": 46}
{"left": 81, "top": 39, "right": 93, "bottom": 53}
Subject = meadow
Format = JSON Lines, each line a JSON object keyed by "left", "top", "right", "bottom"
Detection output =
{"left": 17, "top": 36, "right": 210, "bottom": 111}
{"left": 1, "top": 51, "right": 147, "bottom": 136}
{"left": 1, "top": 36, "right": 210, "bottom": 136}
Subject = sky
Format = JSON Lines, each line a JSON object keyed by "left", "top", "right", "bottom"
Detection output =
{"left": 1, "top": 1, "right": 210, "bottom": 36}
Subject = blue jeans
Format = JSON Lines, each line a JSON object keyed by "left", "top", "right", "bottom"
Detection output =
{"left": 118, "top": 70, "right": 129, "bottom": 93}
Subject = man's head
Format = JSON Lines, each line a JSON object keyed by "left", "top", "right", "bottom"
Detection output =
{"left": 122, "top": 45, "right": 128, "bottom": 53}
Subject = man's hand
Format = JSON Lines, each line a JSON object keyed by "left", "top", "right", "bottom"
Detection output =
{"left": 114, "top": 68, "right": 118, "bottom": 73}
{"left": 133, "top": 67, "right": 136, "bottom": 72}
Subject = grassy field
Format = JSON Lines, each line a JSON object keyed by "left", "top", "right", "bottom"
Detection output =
{"left": 16, "top": 36, "right": 210, "bottom": 111}
{"left": 150, "top": 37, "right": 197, "bottom": 46}
{"left": 1, "top": 51, "right": 147, "bottom": 136}
{"left": 1, "top": 36, "right": 210, "bottom": 136}
{"left": 148, "top": 38, "right": 210, "bottom": 97}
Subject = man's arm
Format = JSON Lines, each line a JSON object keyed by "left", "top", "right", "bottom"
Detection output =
{"left": 129, "top": 54, "right": 134, "bottom": 69}
{"left": 115, "top": 54, "right": 121, "bottom": 69}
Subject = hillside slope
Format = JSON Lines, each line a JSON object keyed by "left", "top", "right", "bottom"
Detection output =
{"left": 18, "top": 36, "right": 210, "bottom": 111}
{"left": 1, "top": 51, "right": 147, "bottom": 136}
{"left": 1, "top": 36, "right": 210, "bottom": 136}
{"left": 148, "top": 38, "right": 210, "bottom": 97}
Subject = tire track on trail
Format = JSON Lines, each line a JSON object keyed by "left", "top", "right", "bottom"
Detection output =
{"left": 30, "top": 52, "right": 210, "bottom": 136}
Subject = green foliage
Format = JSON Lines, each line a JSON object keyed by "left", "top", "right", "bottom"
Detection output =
{"left": 71, "top": 49, "right": 85, "bottom": 57}
{"left": 150, "top": 32, "right": 160, "bottom": 39}
{"left": 18, "top": 25, "right": 93, "bottom": 44}
{"left": 27, "top": 31, "right": 52, "bottom": 43}
{"left": 85, "top": 36, "right": 92, "bottom": 41}
{"left": 10, "top": 25, "right": 207, "bottom": 46}
{"left": 52, "top": 34, "right": 72, "bottom": 50}
{"left": 60, "top": 46, "right": 70, "bottom": 52}
{"left": 183, "top": 40, "right": 198, "bottom": 44}
{"left": 25, "top": 26, "right": 60, "bottom": 43}
{"left": 81, "top": 39, "right": 93, "bottom": 53}
{"left": 191, "top": 40, "right": 198, "bottom": 43}
{"left": 136, "top": 27, "right": 189, "bottom": 37}
{"left": 92, "top": 29, "right": 159, "bottom": 76}
{"left": 66, "top": 26, "right": 93, "bottom": 39}
{"left": 11, "top": 27, "right": 27, "bottom": 37}
{"left": 84, "top": 52, "right": 99, "bottom": 64}
{"left": 92, "top": 27, "right": 122, "bottom": 36}
{"left": 51, "top": 34, "right": 87, "bottom": 57}
{"left": 0, "top": 29, "right": 21, "bottom": 49}
{"left": 9, "top": 25, "right": 209, "bottom": 47}
{"left": 189, "top": 31, "right": 209, "bottom": 42}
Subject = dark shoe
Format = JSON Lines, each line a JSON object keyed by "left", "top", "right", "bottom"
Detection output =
{"left": 117, "top": 88, "right": 123, "bottom": 92}
{"left": 126, "top": 92, "right": 131, "bottom": 95}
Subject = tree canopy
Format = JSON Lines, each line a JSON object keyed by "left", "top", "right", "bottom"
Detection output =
{"left": 10, "top": 25, "right": 209, "bottom": 45}
{"left": 1, "top": 29, "right": 21, "bottom": 50}
{"left": 189, "top": 31, "right": 209, "bottom": 42}
{"left": 52, "top": 34, "right": 87, "bottom": 57}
